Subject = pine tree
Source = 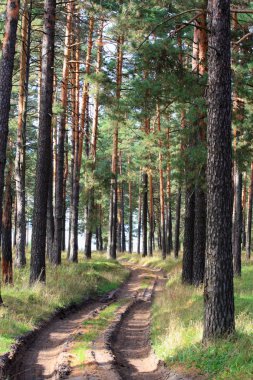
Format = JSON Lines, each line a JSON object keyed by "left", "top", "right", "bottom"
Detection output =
{"left": 0, "top": 0, "right": 20, "bottom": 302}
{"left": 203, "top": 0, "right": 235, "bottom": 340}
{"left": 30, "top": 0, "right": 56, "bottom": 283}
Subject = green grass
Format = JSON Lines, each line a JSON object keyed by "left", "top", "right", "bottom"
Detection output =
{"left": 71, "top": 299, "right": 127, "bottom": 368}
{"left": 120, "top": 252, "right": 180, "bottom": 273}
{"left": 0, "top": 253, "right": 129, "bottom": 355}
{"left": 151, "top": 261, "right": 253, "bottom": 380}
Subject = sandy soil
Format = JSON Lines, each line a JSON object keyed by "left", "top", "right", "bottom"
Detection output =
{"left": 7, "top": 264, "right": 200, "bottom": 380}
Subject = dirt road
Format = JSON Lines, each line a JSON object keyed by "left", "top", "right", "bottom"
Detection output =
{"left": 7, "top": 264, "right": 195, "bottom": 380}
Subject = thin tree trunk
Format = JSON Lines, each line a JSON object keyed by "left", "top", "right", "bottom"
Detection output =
{"left": 192, "top": 11, "right": 207, "bottom": 286}
{"left": 182, "top": 187, "right": 195, "bottom": 284}
{"left": 79, "top": 16, "right": 94, "bottom": 169}
{"left": 157, "top": 104, "right": 166, "bottom": 258}
{"left": 13, "top": 197, "right": 17, "bottom": 247}
{"left": 128, "top": 174, "right": 133, "bottom": 253}
{"left": 84, "top": 20, "right": 104, "bottom": 259}
{"left": 148, "top": 172, "right": 153, "bottom": 257}
{"left": 15, "top": 0, "right": 32, "bottom": 268}
{"left": 232, "top": 166, "right": 242, "bottom": 276}
{"left": 107, "top": 36, "right": 124, "bottom": 259}
{"left": 52, "top": 2, "right": 72, "bottom": 265}
{"left": 30, "top": 0, "right": 56, "bottom": 283}
{"left": 167, "top": 204, "right": 173, "bottom": 254}
{"left": 98, "top": 205, "right": 103, "bottom": 251}
{"left": 204, "top": 0, "right": 235, "bottom": 340}
{"left": 193, "top": 187, "right": 206, "bottom": 285}
{"left": 142, "top": 172, "right": 148, "bottom": 257}
{"left": 117, "top": 165, "right": 122, "bottom": 253}
{"left": 61, "top": 155, "right": 68, "bottom": 252}
{"left": 84, "top": 191, "right": 93, "bottom": 259}
{"left": 137, "top": 191, "right": 141, "bottom": 254}
{"left": 0, "top": 0, "right": 20, "bottom": 302}
{"left": 121, "top": 182, "right": 126, "bottom": 252}
{"left": 69, "top": 15, "right": 80, "bottom": 263}
{"left": 46, "top": 159, "right": 54, "bottom": 260}
{"left": 166, "top": 127, "right": 173, "bottom": 255}
{"left": 174, "top": 188, "right": 181, "bottom": 258}
{"left": 242, "top": 173, "right": 247, "bottom": 249}
{"left": 2, "top": 160, "right": 13, "bottom": 285}
{"left": 70, "top": 15, "right": 92, "bottom": 261}
{"left": 246, "top": 163, "right": 253, "bottom": 259}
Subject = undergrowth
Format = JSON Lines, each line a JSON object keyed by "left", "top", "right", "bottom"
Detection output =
{"left": 120, "top": 252, "right": 180, "bottom": 273}
{"left": 151, "top": 260, "right": 253, "bottom": 380}
{"left": 0, "top": 253, "right": 129, "bottom": 355}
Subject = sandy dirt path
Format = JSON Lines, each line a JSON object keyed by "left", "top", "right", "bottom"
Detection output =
{"left": 7, "top": 264, "right": 198, "bottom": 380}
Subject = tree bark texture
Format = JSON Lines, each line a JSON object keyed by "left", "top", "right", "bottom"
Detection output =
{"left": 30, "top": 0, "right": 56, "bottom": 283}
{"left": 174, "top": 188, "right": 181, "bottom": 258}
{"left": 15, "top": 0, "right": 32, "bottom": 268}
{"left": 0, "top": 0, "right": 20, "bottom": 301}
{"left": 2, "top": 161, "right": 13, "bottom": 284}
{"left": 204, "top": 0, "right": 235, "bottom": 340}
{"left": 142, "top": 172, "right": 148, "bottom": 257}
{"left": 193, "top": 188, "right": 206, "bottom": 285}
{"left": 52, "top": 1, "right": 72, "bottom": 265}
{"left": 182, "top": 187, "right": 195, "bottom": 284}
{"left": 246, "top": 163, "right": 253, "bottom": 259}
{"left": 232, "top": 165, "right": 242, "bottom": 276}
{"left": 107, "top": 36, "right": 123, "bottom": 259}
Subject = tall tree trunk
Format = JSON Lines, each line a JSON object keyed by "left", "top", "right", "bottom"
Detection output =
{"left": 98, "top": 205, "right": 103, "bottom": 251}
{"left": 157, "top": 105, "right": 166, "bottom": 258}
{"left": 46, "top": 163, "right": 54, "bottom": 261}
{"left": 232, "top": 166, "right": 242, "bottom": 276}
{"left": 107, "top": 36, "right": 124, "bottom": 259}
{"left": 84, "top": 191, "right": 93, "bottom": 259}
{"left": 137, "top": 191, "right": 141, "bottom": 254}
{"left": 30, "top": 0, "right": 56, "bottom": 283}
{"left": 232, "top": 12, "right": 244, "bottom": 276}
{"left": 174, "top": 188, "right": 181, "bottom": 258}
{"left": 79, "top": 16, "right": 94, "bottom": 169}
{"left": 69, "top": 15, "right": 80, "bottom": 263}
{"left": 69, "top": 144, "right": 79, "bottom": 263}
{"left": 61, "top": 146, "right": 68, "bottom": 252}
{"left": 204, "top": 0, "right": 235, "bottom": 340}
{"left": 121, "top": 182, "right": 126, "bottom": 252}
{"left": 242, "top": 173, "right": 247, "bottom": 249}
{"left": 117, "top": 166, "right": 122, "bottom": 253}
{"left": 13, "top": 197, "right": 17, "bottom": 247}
{"left": 78, "top": 16, "right": 94, "bottom": 259}
{"left": 148, "top": 172, "right": 153, "bottom": 257}
{"left": 2, "top": 160, "right": 13, "bottom": 285}
{"left": 84, "top": 20, "right": 103, "bottom": 259}
{"left": 193, "top": 187, "right": 206, "bottom": 285}
{"left": 52, "top": 2, "right": 72, "bottom": 265}
{"left": 166, "top": 127, "right": 173, "bottom": 255}
{"left": 182, "top": 187, "right": 195, "bottom": 284}
{"left": 15, "top": 0, "right": 32, "bottom": 268}
{"left": 142, "top": 172, "right": 148, "bottom": 257}
{"left": 193, "top": 11, "right": 207, "bottom": 286}
{"left": 246, "top": 163, "right": 253, "bottom": 259}
{"left": 0, "top": 0, "right": 20, "bottom": 302}
{"left": 128, "top": 178, "right": 133, "bottom": 253}
{"left": 167, "top": 205, "right": 173, "bottom": 254}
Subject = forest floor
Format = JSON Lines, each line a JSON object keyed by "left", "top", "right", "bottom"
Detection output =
{"left": 3, "top": 254, "right": 253, "bottom": 380}
{"left": 148, "top": 256, "right": 253, "bottom": 380}
{"left": 3, "top": 256, "right": 200, "bottom": 380}
{"left": 0, "top": 255, "right": 128, "bottom": 356}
